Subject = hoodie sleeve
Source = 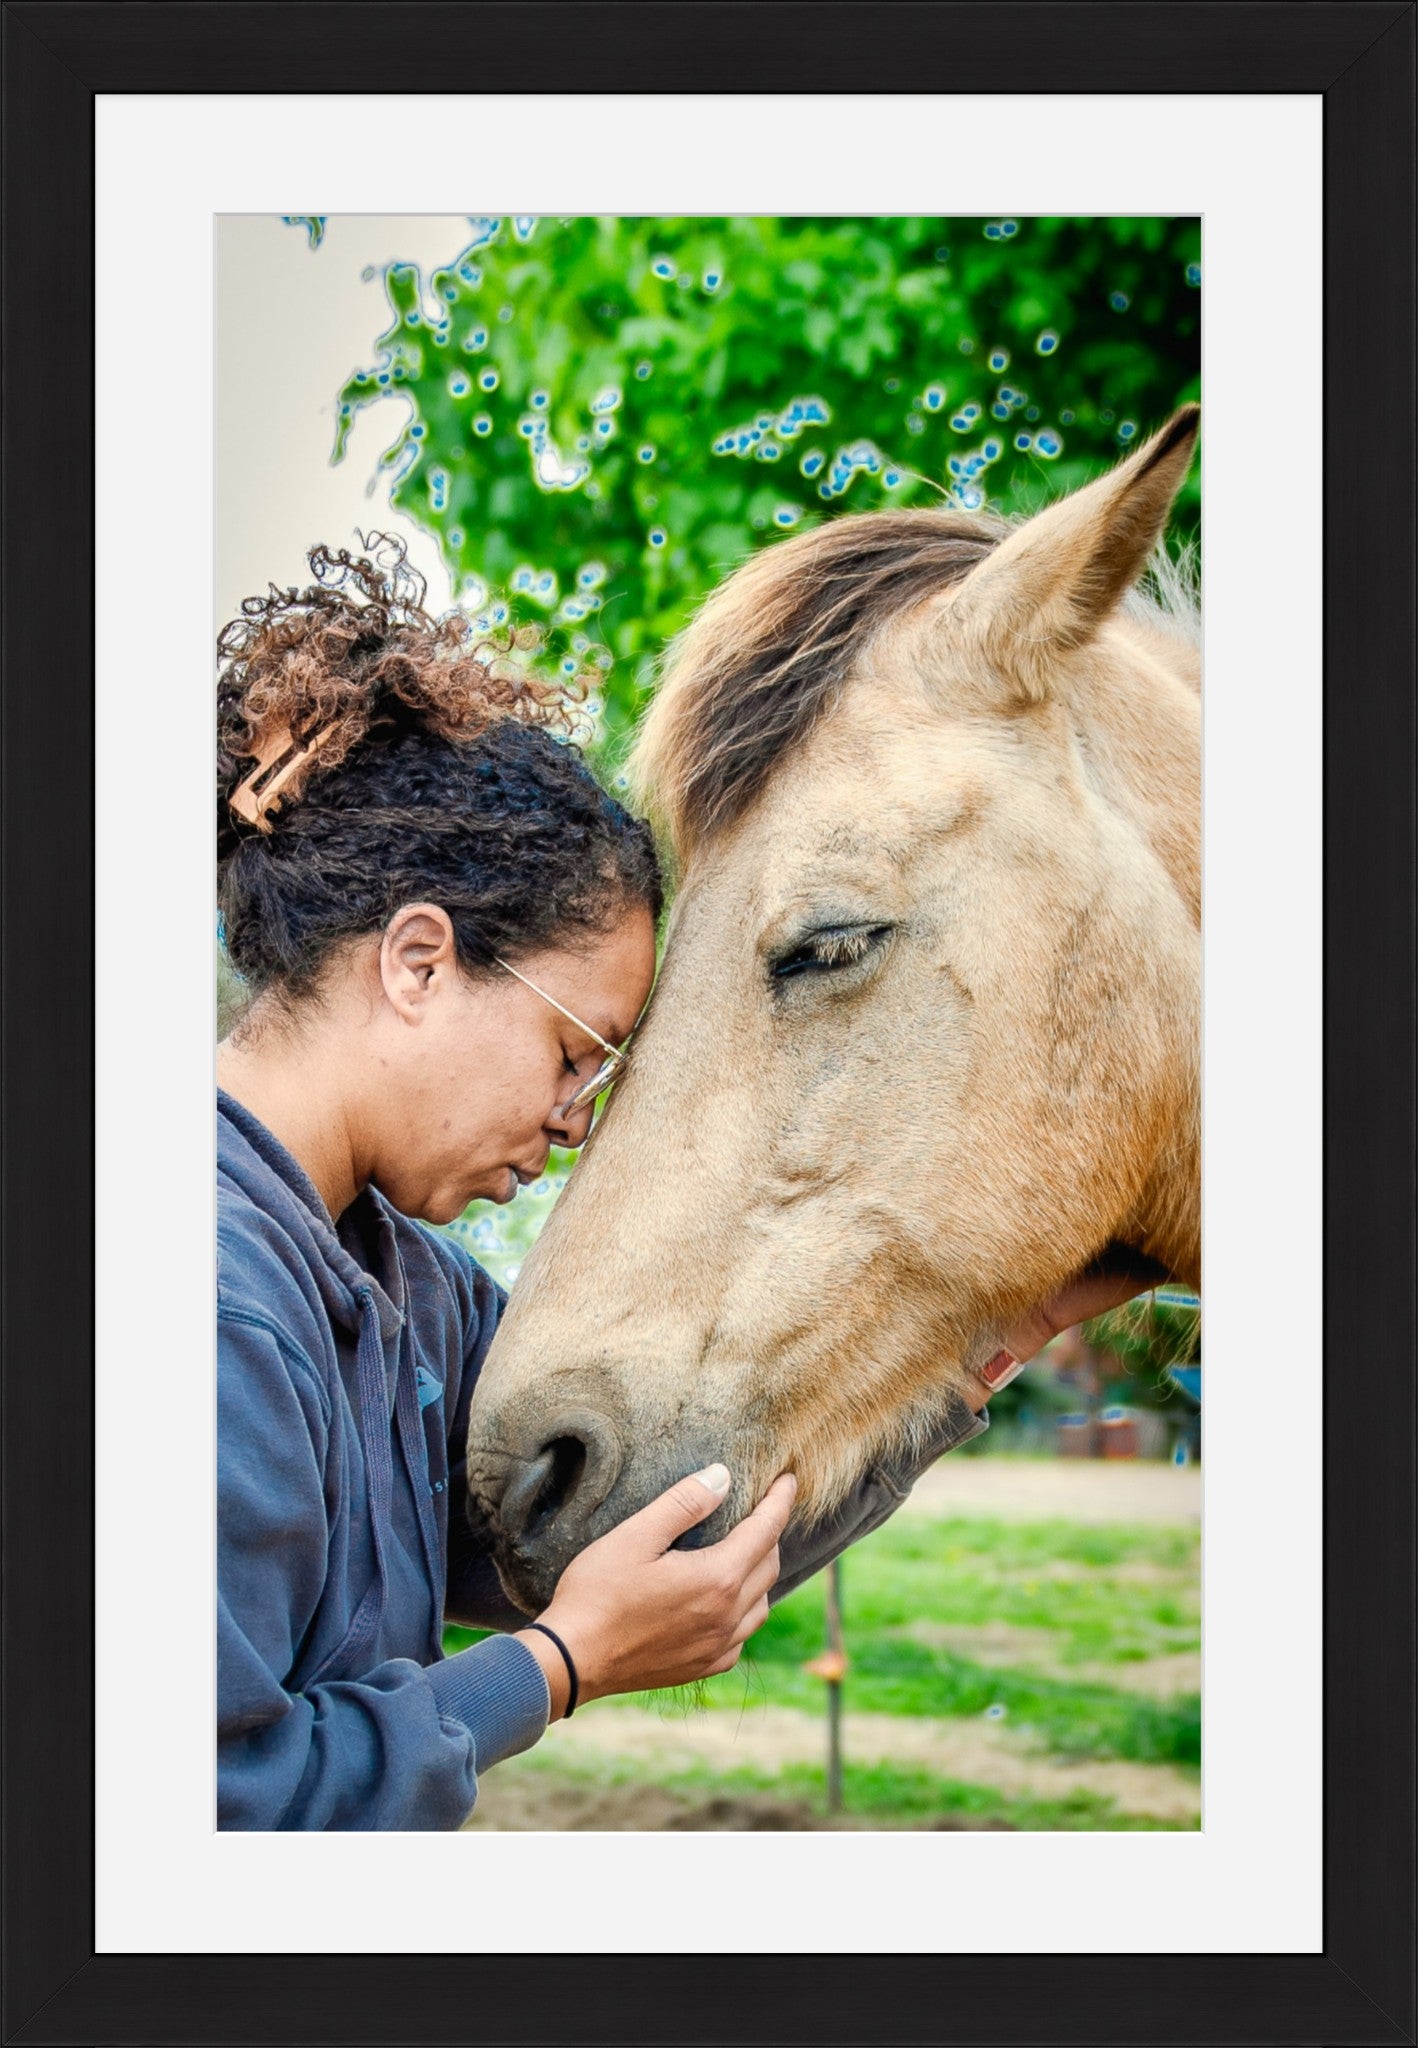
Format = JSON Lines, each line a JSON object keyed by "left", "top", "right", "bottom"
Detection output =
{"left": 218, "top": 1310, "right": 547, "bottom": 1831}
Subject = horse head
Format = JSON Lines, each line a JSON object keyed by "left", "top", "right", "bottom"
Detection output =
{"left": 468, "top": 408, "right": 1201, "bottom": 1613}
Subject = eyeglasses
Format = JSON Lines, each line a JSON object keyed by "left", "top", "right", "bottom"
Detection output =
{"left": 494, "top": 957, "right": 631, "bottom": 1118}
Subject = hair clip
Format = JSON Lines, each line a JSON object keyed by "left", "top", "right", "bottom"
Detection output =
{"left": 228, "top": 721, "right": 340, "bottom": 833}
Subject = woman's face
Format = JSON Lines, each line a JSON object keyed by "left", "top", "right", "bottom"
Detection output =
{"left": 365, "top": 902, "right": 657, "bottom": 1225}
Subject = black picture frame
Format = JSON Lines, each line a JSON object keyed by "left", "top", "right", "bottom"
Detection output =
{"left": 3, "top": 4, "right": 1413, "bottom": 2042}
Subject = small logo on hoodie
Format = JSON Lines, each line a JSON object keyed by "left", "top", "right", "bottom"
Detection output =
{"left": 414, "top": 1366, "right": 443, "bottom": 1412}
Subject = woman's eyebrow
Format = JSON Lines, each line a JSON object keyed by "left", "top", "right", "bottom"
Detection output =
{"left": 595, "top": 1010, "right": 641, "bottom": 1050}
{"left": 565, "top": 1011, "right": 621, "bottom": 1052}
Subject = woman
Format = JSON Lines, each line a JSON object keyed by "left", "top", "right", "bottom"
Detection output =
{"left": 216, "top": 538, "right": 795, "bottom": 1831}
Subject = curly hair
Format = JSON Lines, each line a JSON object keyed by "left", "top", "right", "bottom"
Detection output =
{"left": 217, "top": 535, "right": 661, "bottom": 1005}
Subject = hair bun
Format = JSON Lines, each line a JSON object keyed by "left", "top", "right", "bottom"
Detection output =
{"left": 216, "top": 532, "right": 590, "bottom": 854}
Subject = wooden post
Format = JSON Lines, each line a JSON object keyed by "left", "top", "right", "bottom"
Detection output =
{"left": 803, "top": 1558, "right": 848, "bottom": 1815}
{"left": 825, "top": 1557, "right": 844, "bottom": 1813}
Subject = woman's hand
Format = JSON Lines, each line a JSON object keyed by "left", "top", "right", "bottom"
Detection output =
{"left": 515, "top": 1465, "right": 797, "bottom": 1717}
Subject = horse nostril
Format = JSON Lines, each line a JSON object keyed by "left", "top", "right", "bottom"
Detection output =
{"left": 494, "top": 1407, "right": 623, "bottom": 1550}
{"left": 530, "top": 1436, "right": 587, "bottom": 1525}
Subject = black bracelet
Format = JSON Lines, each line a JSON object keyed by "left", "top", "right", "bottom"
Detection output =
{"left": 524, "top": 1621, "right": 579, "bottom": 1719}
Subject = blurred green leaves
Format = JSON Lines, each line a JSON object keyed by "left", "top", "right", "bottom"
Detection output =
{"left": 1084, "top": 1295, "right": 1202, "bottom": 1407}
{"left": 333, "top": 215, "right": 1200, "bottom": 754}
{"left": 442, "top": 1145, "right": 578, "bottom": 1292}
{"left": 326, "top": 215, "right": 1202, "bottom": 1288}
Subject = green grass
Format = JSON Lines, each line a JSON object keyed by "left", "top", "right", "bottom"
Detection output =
{"left": 701, "top": 1515, "right": 1200, "bottom": 1767}
{"left": 448, "top": 1503, "right": 1201, "bottom": 1821}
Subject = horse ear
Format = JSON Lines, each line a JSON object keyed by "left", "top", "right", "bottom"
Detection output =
{"left": 944, "top": 405, "right": 1200, "bottom": 701}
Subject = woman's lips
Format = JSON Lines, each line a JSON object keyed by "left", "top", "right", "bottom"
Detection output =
{"left": 481, "top": 1163, "right": 545, "bottom": 1207}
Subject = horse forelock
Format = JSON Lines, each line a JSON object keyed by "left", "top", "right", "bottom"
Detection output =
{"left": 630, "top": 509, "right": 1004, "bottom": 856}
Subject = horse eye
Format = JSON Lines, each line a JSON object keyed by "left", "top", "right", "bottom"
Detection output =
{"left": 771, "top": 924, "right": 893, "bottom": 981}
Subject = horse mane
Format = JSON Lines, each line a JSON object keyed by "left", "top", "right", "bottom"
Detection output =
{"left": 631, "top": 505, "right": 1200, "bottom": 858}
{"left": 1126, "top": 539, "right": 1201, "bottom": 649}
{"left": 630, "top": 509, "right": 1002, "bottom": 857}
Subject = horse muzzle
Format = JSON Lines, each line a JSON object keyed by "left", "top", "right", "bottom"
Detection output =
{"left": 466, "top": 1399, "right": 730, "bottom": 1613}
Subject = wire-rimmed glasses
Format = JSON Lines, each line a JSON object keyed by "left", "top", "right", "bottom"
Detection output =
{"left": 494, "top": 956, "right": 630, "bottom": 1117}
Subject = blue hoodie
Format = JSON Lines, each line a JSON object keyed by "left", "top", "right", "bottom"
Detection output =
{"left": 217, "top": 1090, "right": 549, "bottom": 1831}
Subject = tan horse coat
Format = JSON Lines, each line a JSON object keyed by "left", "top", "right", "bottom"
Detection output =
{"left": 467, "top": 410, "right": 1201, "bottom": 1612}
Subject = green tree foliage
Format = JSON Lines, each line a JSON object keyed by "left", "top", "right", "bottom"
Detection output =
{"left": 333, "top": 215, "right": 1200, "bottom": 751}
{"left": 1084, "top": 1295, "right": 1202, "bottom": 1407}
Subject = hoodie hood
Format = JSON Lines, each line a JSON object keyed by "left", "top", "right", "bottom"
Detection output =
{"left": 218, "top": 1089, "right": 403, "bottom": 1350}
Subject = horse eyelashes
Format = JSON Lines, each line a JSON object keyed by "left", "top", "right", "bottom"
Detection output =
{"left": 813, "top": 928, "right": 877, "bottom": 968}
{"left": 771, "top": 923, "right": 893, "bottom": 980}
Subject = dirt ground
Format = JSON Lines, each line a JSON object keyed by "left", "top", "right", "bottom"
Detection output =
{"left": 466, "top": 1777, "right": 1006, "bottom": 1832}
{"left": 905, "top": 1619, "right": 1201, "bottom": 1699}
{"left": 902, "top": 1454, "right": 1201, "bottom": 1524}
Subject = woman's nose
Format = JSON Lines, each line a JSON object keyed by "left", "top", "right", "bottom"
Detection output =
{"left": 547, "top": 1101, "right": 596, "bottom": 1149}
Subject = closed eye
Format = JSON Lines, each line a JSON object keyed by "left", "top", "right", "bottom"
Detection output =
{"left": 771, "top": 923, "right": 894, "bottom": 981}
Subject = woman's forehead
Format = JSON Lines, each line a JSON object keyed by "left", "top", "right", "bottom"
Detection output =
{"left": 529, "top": 910, "right": 656, "bottom": 1033}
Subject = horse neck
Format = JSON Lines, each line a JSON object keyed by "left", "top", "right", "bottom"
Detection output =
{"left": 1078, "top": 618, "right": 1201, "bottom": 1287}
{"left": 1073, "top": 616, "right": 1202, "bottom": 932}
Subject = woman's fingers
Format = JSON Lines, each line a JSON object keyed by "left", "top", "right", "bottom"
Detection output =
{"left": 730, "top": 1595, "right": 771, "bottom": 1647}
{"left": 734, "top": 1545, "right": 783, "bottom": 1618}
{"left": 543, "top": 1468, "right": 796, "bottom": 1706}
{"left": 715, "top": 1472, "right": 797, "bottom": 1575}
{"left": 623, "top": 1461, "right": 733, "bottom": 1555}
{"left": 696, "top": 1475, "right": 792, "bottom": 1635}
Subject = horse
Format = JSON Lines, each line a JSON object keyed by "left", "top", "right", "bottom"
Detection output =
{"left": 467, "top": 407, "right": 1201, "bottom": 1615}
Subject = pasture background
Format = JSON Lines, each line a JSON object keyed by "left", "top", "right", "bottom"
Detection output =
{"left": 453, "top": 1457, "right": 1201, "bottom": 1833}
{"left": 218, "top": 213, "right": 1201, "bottom": 1830}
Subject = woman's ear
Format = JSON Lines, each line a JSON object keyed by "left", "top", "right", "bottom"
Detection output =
{"left": 380, "top": 903, "right": 459, "bottom": 1022}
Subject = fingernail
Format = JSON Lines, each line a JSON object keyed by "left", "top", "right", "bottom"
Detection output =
{"left": 981, "top": 1351, "right": 1025, "bottom": 1390}
{"left": 692, "top": 1462, "right": 731, "bottom": 1496}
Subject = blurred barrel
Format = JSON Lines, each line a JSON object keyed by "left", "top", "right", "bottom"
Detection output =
{"left": 1056, "top": 1412, "right": 1097, "bottom": 1458}
{"left": 1099, "top": 1405, "right": 1139, "bottom": 1459}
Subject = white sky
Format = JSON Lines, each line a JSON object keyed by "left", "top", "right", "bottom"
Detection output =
{"left": 215, "top": 215, "right": 463, "bottom": 634}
